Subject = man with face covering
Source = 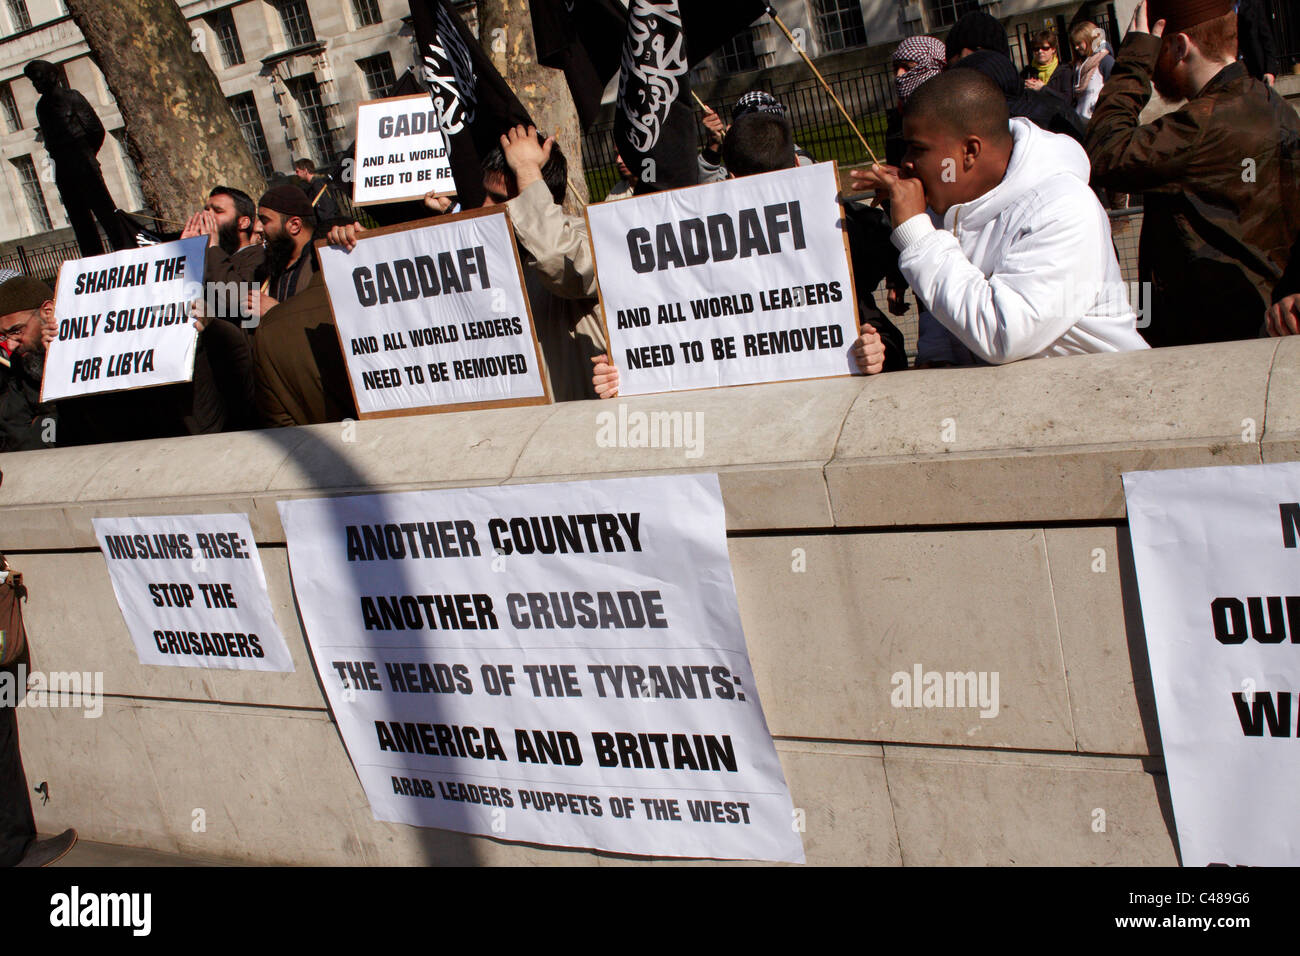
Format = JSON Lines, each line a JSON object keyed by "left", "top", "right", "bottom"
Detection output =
{"left": 1086, "top": 0, "right": 1300, "bottom": 346}
{"left": 181, "top": 186, "right": 266, "bottom": 289}
{"left": 21, "top": 60, "right": 135, "bottom": 256}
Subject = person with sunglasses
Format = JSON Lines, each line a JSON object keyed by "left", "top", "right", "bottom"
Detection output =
{"left": 0, "top": 270, "right": 58, "bottom": 453}
{"left": 1021, "top": 30, "right": 1075, "bottom": 103}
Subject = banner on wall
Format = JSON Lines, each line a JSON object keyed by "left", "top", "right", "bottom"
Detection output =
{"left": 1124, "top": 460, "right": 1300, "bottom": 866}
{"left": 93, "top": 513, "right": 294, "bottom": 672}
{"left": 278, "top": 474, "right": 804, "bottom": 862}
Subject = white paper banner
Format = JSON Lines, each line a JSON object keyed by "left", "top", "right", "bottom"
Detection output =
{"left": 1123, "top": 460, "right": 1300, "bottom": 866}
{"left": 93, "top": 513, "right": 294, "bottom": 672}
{"left": 318, "top": 211, "right": 547, "bottom": 415}
{"left": 586, "top": 162, "right": 858, "bottom": 395}
{"left": 352, "top": 95, "right": 455, "bottom": 205}
{"left": 278, "top": 474, "right": 804, "bottom": 862}
{"left": 43, "top": 237, "right": 205, "bottom": 401}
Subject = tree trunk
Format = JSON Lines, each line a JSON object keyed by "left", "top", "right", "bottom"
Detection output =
{"left": 477, "top": 0, "right": 589, "bottom": 212}
{"left": 64, "top": 0, "right": 265, "bottom": 223}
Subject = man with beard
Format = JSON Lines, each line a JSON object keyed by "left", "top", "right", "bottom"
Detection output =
{"left": 244, "top": 185, "right": 317, "bottom": 323}
{"left": 181, "top": 186, "right": 265, "bottom": 289}
{"left": 1086, "top": 0, "right": 1300, "bottom": 346}
{"left": 0, "top": 271, "right": 57, "bottom": 452}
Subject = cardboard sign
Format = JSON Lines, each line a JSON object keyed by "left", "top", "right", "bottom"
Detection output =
{"left": 93, "top": 513, "right": 294, "bottom": 672}
{"left": 316, "top": 208, "right": 550, "bottom": 418}
{"left": 1124, "top": 460, "right": 1300, "bottom": 866}
{"left": 277, "top": 474, "right": 805, "bottom": 862}
{"left": 41, "top": 237, "right": 206, "bottom": 402}
{"left": 585, "top": 162, "right": 860, "bottom": 396}
{"left": 352, "top": 94, "right": 456, "bottom": 206}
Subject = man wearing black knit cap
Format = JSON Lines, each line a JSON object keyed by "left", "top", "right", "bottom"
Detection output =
{"left": 945, "top": 9, "right": 1011, "bottom": 65}
{"left": 244, "top": 184, "right": 318, "bottom": 322}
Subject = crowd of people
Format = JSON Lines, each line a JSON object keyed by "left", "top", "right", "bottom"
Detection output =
{"left": 1, "top": 0, "right": 1297, "bottom": 453}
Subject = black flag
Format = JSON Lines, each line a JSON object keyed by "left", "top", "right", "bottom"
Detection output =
{"left": 409, "top": 0, "right": 533, "bottom": 209}
{"left": 615, "top": 0, "right": 698, "bottom": 192}
{"left": 532, "top": 0, "right": 767, "bottom": 130}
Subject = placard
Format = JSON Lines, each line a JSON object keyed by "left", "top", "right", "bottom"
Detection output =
{"left": 41, "top": 237, "right": 205, "bottom": 402}
{"left": 93, "top": 513, "right": 294, "bottom": 672}
{"left": 585, "top": 162, "right": 860, "bottom": 396}
{"left": 278, "top": 474, "right": 804, "bottom": 862}
{"left": 1123, "top": 460, "right": 1300, "bottom": 866}
{"left": 317, "top": 208, "right": 550, "bottom": 418}
{"left": 352, "top": 94, "right": 456, "bottom": 206}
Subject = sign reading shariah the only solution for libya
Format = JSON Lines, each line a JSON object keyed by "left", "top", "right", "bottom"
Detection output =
{"left": 278, "top": 474, "right": 805, "bottom": 862}
{"left": 42, "top": 237, "right": 206, "bottom": 403}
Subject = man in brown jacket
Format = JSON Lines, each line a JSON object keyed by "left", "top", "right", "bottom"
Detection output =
{"left": 1086, "top": 0, "right": 1300, "bottom": 347}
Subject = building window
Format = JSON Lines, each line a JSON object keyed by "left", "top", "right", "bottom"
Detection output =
{"left": 276, "top": 0, "right": 317, "bottom": 48}
{"left": 715, "top": 28, "right": 759, "bottom": 74}
{"left": 6, "top": 0, "right": 32, "bottom": 33}
{"left": 925, "top": 0, "right": 970, "bottom": 30}
{"left": 13, "top": 155, "right": 52, "bottom": 232}
{"left": 352, "top": 0, "right": 381, "bottom": 28}
{"left": 0, "top": 82, "right": 21, "bottom": 132}
{"left": 811, "top": 0, "right": 866, "bottom": 52}
{"left": 358, "top": 53, "right": 396, "bottom": 99}
{"left": 208, "top": 8, "right": 245, "bottom": 68}
{"left": 287, "top": 75, "right": 335, "bottom": 167}
{"left": 228, "top": 92, "right": 274, "bottom": 178}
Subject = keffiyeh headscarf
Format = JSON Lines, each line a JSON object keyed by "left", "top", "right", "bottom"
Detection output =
{"left": 893, "top": 35, "right": 947, "bottom": 104}
{"left": 733, "top": 90, "right": 788, "bottom": 119}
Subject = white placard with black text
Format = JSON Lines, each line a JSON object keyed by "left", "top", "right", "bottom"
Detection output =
{"left": 42, "top": 237, "right": 205, "bottom": 402}
{"left": 1124, "top": 460, "right": 1300, "bottom": 866}
{"left": 93, "top": 513, "right": 294, "bottom": 672}
{"left": 586, "top": 162, "right": 858, "bottom": 395}
{"left": 352, "top": 94, "right": 455, "bottom": 206}
{"left": 278, "top": 474, "right": 804, "bottom": 862}
{"left": 318, "top": 210, "right": 548, "bottom": 415}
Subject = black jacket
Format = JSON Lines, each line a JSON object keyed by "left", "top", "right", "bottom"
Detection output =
{"left": 843, "top": 202, "right": 909, "bottom": 372}
{"left": 0, "top": 356, "right": 55, "bottom": 452}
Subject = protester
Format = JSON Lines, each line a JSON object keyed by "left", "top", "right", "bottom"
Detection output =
{"left": 181, "top": 186, "right": 265, "bottom": 293}
{"left": 699, "top": 92, "right": 815, "bottom": 184}
{"left": 944, "top": 10, "right": 1012, "bottom": 65}
{"left": 1086, "top": 0, "right": 1300, "bottom": 346}
{"left": 887, "top": 35, "right": 948, "bottom": 166}
{"left": 246, "top": 185, "right": 318, "bottom": 321}
{"left": 591, "top": 111, "right": 907, "bottom": 397}
{"left": 22, "top": 60, "right": 135, "bottom": 257}
{"left": 493, "top": 126, "right": 609, "bottom": 401}
{"left": 1236, "top": 0, "right": 1280, "bottom": 85}
{"left": 850, "top": 70, "right": 1148, "bottom": 365}
{"left": 1070, "top": 21, "right": 1115, "bottom": 121}
{"left": 0, "top": 271, "right": 57, "bottom": 452}
{"left": 605, "top": 153, "right": 637, "bottom": 201}
{"left": 293, "top": 158, "right": 341, "bottom": 223}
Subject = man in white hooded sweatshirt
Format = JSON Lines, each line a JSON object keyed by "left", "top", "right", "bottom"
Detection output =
{"left": 852, "top": 69, "right": 1149, "bottom": 365}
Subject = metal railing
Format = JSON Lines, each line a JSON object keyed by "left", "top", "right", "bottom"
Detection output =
{"left": 0, "top": 239, "right": 84, "bottom": 286}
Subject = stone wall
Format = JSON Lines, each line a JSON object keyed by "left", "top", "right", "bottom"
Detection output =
{"left": 2, "top": 336, "right": 1296, "bottom": 864}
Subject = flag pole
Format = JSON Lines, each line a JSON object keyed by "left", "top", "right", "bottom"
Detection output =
{"left": 764, "top": 5, "right": 881, "bottom": 166}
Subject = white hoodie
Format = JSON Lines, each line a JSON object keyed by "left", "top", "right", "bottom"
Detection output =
{"left": 893, "top": 117, "right": 1149, "bottom": 364}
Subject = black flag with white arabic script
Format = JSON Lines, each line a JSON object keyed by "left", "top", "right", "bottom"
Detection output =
{"left": 531, "top": 0, "right": 768, "bottom": 130}
{"left": 615, "top": 0, "right": 699, "bottom": 192}
{"left": 409, "top": 0, "right": 533, "bottom": 209}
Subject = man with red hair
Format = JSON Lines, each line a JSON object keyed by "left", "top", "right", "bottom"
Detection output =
{"left": 1086, "top": 0, "right": 1300, "bottom": 347}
